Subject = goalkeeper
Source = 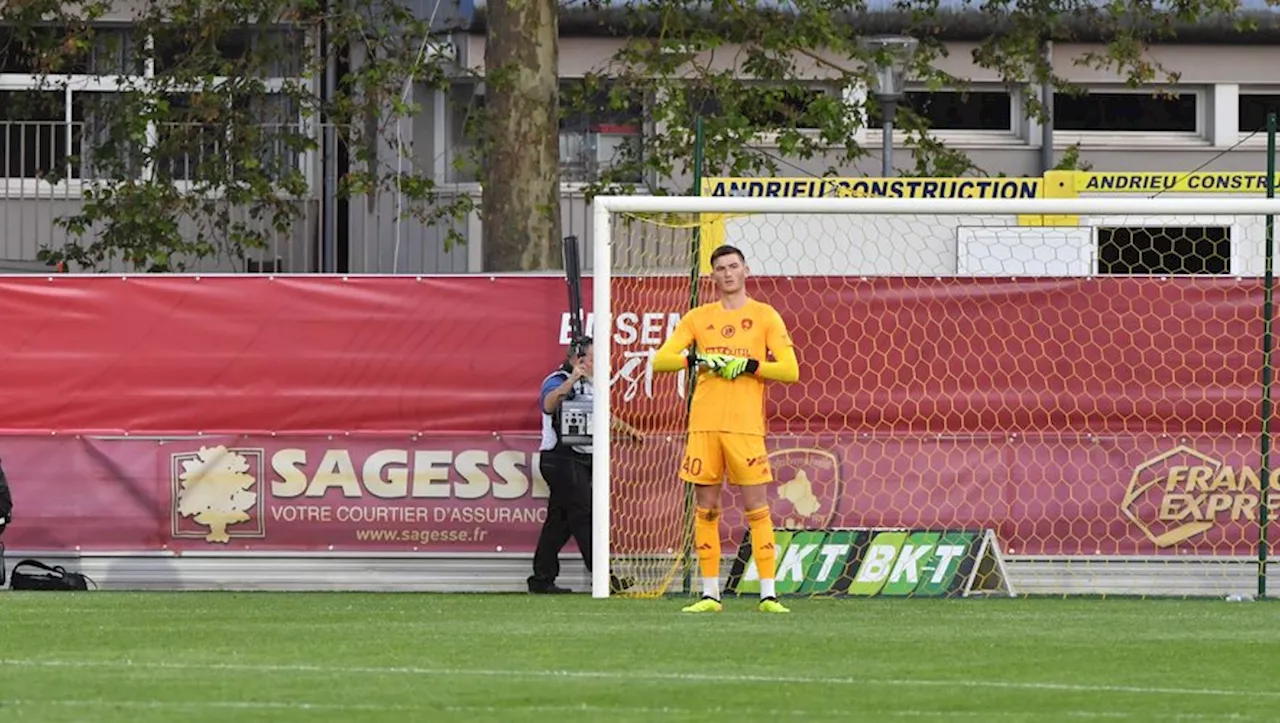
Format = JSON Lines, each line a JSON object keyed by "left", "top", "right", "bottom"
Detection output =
{"left": 652, "top": 244, "right": 799, "bottom": 614}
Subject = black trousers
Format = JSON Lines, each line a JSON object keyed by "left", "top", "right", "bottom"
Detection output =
{"left": 529, "top": 450, "right": 593, "bottom": 587}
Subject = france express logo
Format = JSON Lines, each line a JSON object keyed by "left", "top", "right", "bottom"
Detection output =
{"left": 727, "top": 529, "right": 978, "bottom": 598}
{"left": 1122, "top": 445, "right": 1276, "bottom": 548}
{"left": 170, "top": 445, "right": 266, "bottom": 543}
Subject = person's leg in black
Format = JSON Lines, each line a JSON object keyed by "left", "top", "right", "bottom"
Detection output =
{"left": 529, "top": 452, "right": 574, "bottom": 593}
{"left": 563, "top": 455, "right": 594, "bottom": 568}
{"left": 563, "top": 455, "right": 634, "bottom": 593}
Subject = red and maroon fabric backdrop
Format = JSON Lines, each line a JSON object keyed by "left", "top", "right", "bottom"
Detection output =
{"left": 0, "top": 275, "right": 1274, "bottom": 556}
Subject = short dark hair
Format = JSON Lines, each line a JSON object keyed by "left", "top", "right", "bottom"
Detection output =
{"left": 709, "top": 244, "right": 745, "bottom": 266}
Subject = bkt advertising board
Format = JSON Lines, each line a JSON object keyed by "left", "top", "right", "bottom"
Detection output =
{"left": 726, "top": 529, "right": 1007, "bottom": 598}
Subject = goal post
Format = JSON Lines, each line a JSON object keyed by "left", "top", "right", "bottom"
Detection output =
{"left": 589, "top": 195, "right": 1280, "bottom": 601}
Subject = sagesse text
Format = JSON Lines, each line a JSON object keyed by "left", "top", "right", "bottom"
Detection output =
{"left": 270, "top": 449, "right": 551, "bottom": 500}
{"left": 559, "top": 311, "right": 681, "bottom": 346}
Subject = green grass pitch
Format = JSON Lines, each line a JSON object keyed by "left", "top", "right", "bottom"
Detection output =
{"left": 1, "top": 591, "right": 1277, "bottom": 721}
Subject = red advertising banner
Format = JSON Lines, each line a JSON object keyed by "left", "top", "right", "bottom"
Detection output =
{"left": 0, "top": 275, "right": 1275, "bottom": 559}
{"left": 2, "top": 434, "right": 556, "bottom": 553}
{"left": 0, "top": 274, "right": 1265, "bottom": 436}
{"left": 0, "top": 276, "right": 578, "bottom": 435}
{"left": 0, "top": 432, "right": 1271, "bottom": 557}
{"left": 610, "top": 275, "right": 1267, "bottom": 436}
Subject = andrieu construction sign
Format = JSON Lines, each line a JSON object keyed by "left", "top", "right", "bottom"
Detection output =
{"left": 725, "top": 528, "right": 1014, "bottom": 598}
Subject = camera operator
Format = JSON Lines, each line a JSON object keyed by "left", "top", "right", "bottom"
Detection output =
{"left": 528, "top": 336, "right": 640, "bottom": 594}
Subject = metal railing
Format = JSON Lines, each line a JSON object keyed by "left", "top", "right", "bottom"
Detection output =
{"left": 0, "top": 120, "right": 660, "bottom": 275}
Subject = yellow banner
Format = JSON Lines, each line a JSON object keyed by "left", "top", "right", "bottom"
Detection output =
{"left": 702, "top": 177, "right": 1043, "bottom": 200}
{"left": 692, "top": 171, "right": 1280, "bottom": 261}
{"left": 702, "top": 172, "right": 1280, "bottom": 199}
{"left": 1074, "top": 172, "right": 1280, "bottom": 194}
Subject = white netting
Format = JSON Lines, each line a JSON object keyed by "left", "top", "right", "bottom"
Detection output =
{"left": 596, "top": 196, "right": 1280, "bottom": 599}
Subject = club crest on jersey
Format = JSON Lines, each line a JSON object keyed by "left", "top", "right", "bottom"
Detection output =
{"left": 720, "top": 325, "right": 736, "bottom": 338}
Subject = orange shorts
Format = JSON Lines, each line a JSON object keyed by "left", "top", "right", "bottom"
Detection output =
{"left": 679, "top": 431, "right": 772, "bottom": 486}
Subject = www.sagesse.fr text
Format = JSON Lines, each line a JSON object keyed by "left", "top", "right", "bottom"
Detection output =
{"left": 354, "top": 527, "right": 490, "bottom": 544}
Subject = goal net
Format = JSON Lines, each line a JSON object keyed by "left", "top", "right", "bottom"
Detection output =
{"left": 588, "top": 195, "right": 1280, "bottom": 601}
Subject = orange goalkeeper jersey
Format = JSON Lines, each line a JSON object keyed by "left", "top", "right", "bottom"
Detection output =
{"left": 657, "top": 299, "right": 793, "bottom": 436}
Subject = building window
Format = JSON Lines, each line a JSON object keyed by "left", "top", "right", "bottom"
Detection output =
{"left": 689, "top": 85, "right": 837, "bottom": 131}
{"left": 446, "top": 82, "right": 484, "bottom": 183}
{"left": 560, "top": 81, "right": 643, "bottom": 133}
{"left": 1055, "top": 92, "right": 1198, "bottom": 132}
{"left": 89, "top": 28, "right": 144, "bottom": 75}
{"left": 869, "top": 90, "right": 1013, "bottom": 131}
{"left": 0, "top": 27, "right": 86, "bottom": 74}
{"left": 0, "top": 91, "right": 71, "bottom": 179}
{"left": 1240, "top": 93, "right": 1280, "bottom": 133}
{"left": 74, "top": 93, "right": 136, "bottom": 180}
{"left": 560, "top": 80, "right": 643, "bottom": 183}
{"left": 0, "top": 24, "right": 307, "bottom": 186}
{"left": 155, "top": 92, "right": 301, "bottom": 183}
{"left": 153, "top": 27, "right": 303, "bottom": 77}
{"left": 739, "top": 87, "right": 831, "bottom": 130}
{"left": 447, "top": 80, "right": 645, "bottom": 184}
{"left": 1097, "top": 227, "right": 1230, "bottom": 275}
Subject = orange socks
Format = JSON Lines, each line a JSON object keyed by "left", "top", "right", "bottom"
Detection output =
{"left": 747, "top": 505, "right": 777, "bottom": 597}
{"left": 694, "top": 505, "right": 775, "bottom": 600}
{"left": 695, "top": 507, "right": 722, "bottom": 599}
{"left": 694, "top": 507, "right": 722, "bottom": 580}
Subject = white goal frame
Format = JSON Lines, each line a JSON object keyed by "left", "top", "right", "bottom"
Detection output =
{"left": 587, "top": 195, "right": 1280, "bottom": 599}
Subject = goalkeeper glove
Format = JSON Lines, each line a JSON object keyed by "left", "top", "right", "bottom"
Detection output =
{"left": 718, "top": 357, "right": 760, "bottom": 380}
{"left": 692, "top": 352, "right": 732, "bottom": 371}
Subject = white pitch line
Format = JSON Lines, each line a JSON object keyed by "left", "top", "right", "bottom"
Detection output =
{"left": 0, "top": 699, "right": 418, "bottom": 713}
{"left": 0, "top": 700, "right": 844, "bottom": 718}
{"left": 0, "top": 700, "right": 1257, "bottom": 720}
{"left": 1, "top": 657, "right": 1278, "bottom": 701}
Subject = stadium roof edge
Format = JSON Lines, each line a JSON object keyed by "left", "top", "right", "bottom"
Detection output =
{"left": 437, "top": 0, "right": 1280, "bottom": 42}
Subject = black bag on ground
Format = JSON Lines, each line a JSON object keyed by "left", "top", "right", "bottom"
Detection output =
{"left": 9, "top": 560, "right": 95, "bottom": 591}
{"left": 0, "top": 457, "right": 11, "bottom": 536}
{"left": 0, "top": 458, "right": 11, "bottom": 586}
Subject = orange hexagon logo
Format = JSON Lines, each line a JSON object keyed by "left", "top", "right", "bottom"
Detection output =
{"left": 1123, "top": 445, "right": 1229, "bottom": 547}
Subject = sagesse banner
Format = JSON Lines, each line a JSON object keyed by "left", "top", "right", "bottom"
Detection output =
{"left": 725, "top": 528, "right": 1013, "bottom": 598}
{"left": 0, "top": 276, "right": 1278, "bottom": 557}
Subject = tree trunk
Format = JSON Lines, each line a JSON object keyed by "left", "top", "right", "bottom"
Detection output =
{"left": 482, "top": 0, "right": 561, "bottom": 271}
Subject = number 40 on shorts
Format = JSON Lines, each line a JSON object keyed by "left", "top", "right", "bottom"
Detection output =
{"left": 681, "top": 456, "right": 703, "bottom": 477}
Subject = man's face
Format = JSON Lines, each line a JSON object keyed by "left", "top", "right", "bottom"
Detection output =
{"left": 577, "top": 345, "right": 594, "bottom": 374}
{"left": 712, "top": 253, "right": 747, "bottom": 295}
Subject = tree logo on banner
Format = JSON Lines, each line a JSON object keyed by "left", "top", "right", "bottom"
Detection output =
{"left": 171, "top": 446, "right": 266, "bottom": 543}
